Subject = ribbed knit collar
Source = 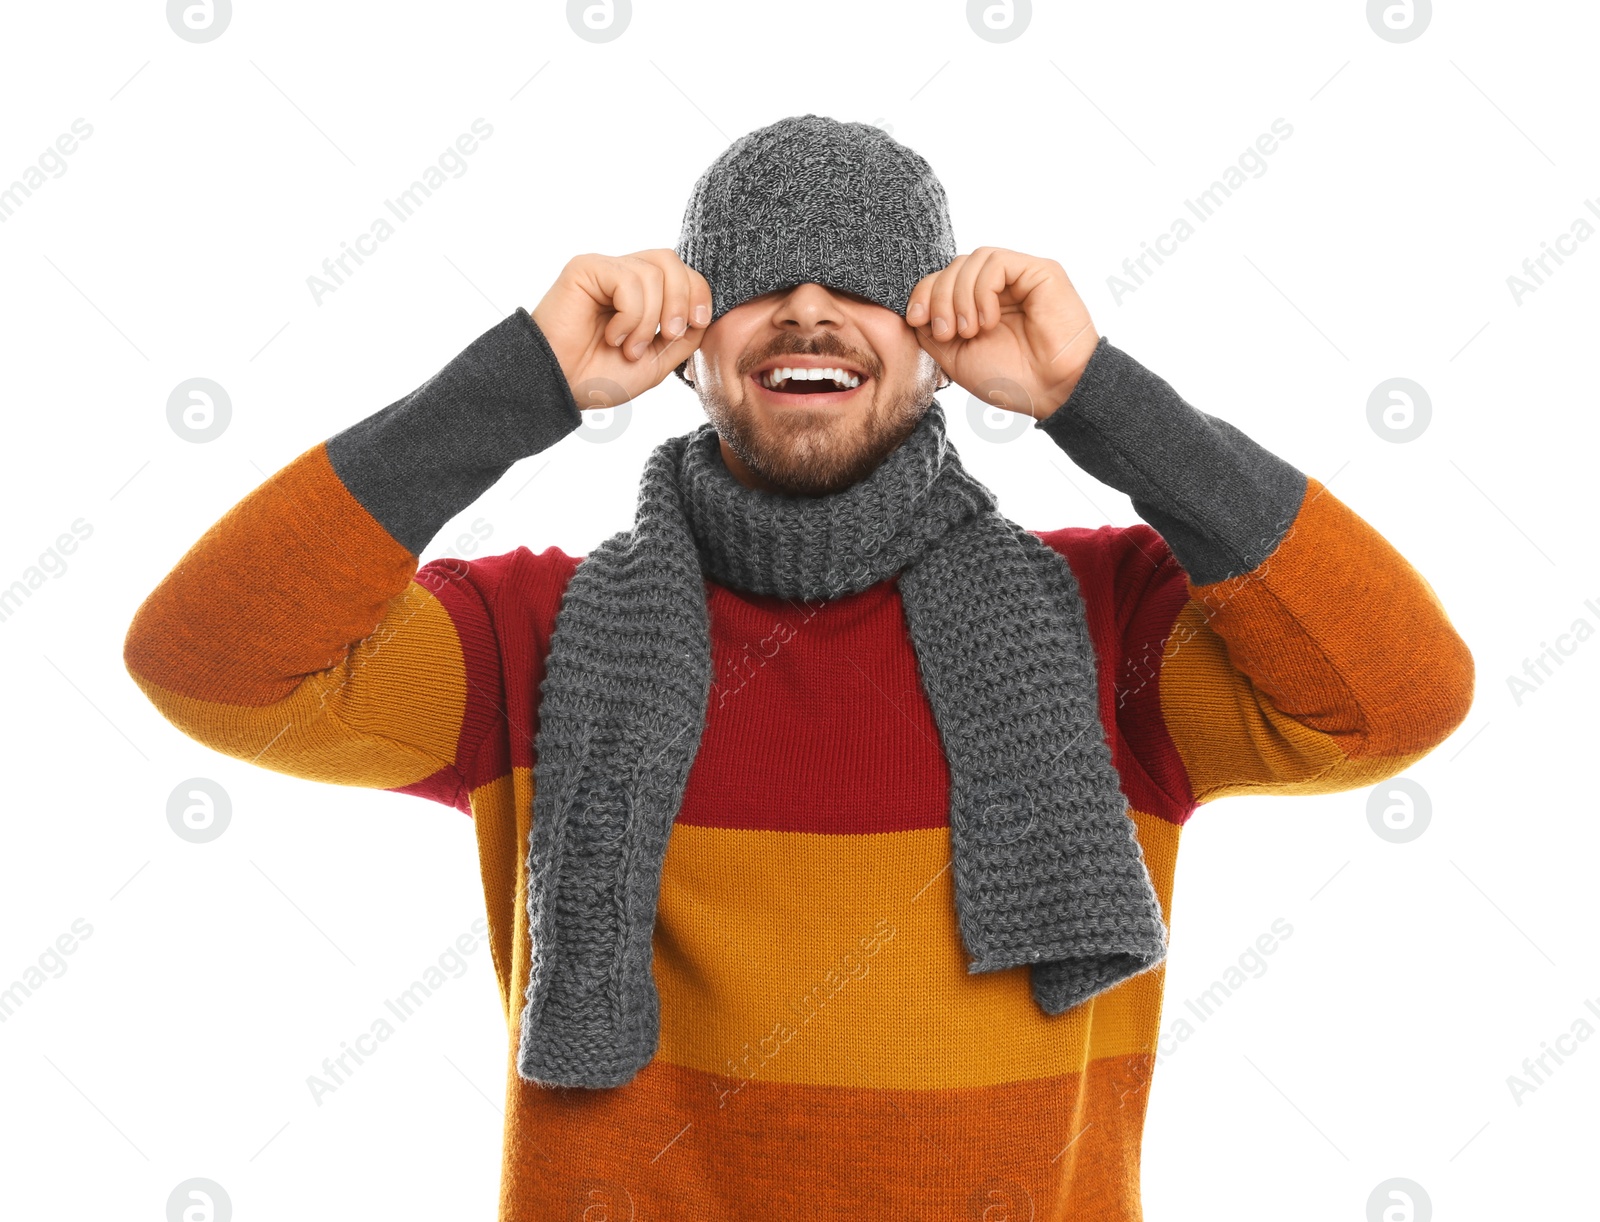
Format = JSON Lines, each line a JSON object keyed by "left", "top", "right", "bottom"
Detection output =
{"left": 676, "top": 397, "right": 998, "bottom": 601}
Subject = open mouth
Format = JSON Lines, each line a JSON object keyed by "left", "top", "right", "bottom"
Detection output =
{"left": 751, "top": 363, "right": 869, "bottom": 403}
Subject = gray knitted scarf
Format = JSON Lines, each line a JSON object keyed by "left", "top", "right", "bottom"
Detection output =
{"left": 515, "top": 397, "right": 1169, "bottom": 1089}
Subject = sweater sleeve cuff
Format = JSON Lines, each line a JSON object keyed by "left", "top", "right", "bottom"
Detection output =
{"left": 324, "top": 307, "right": 583, "bottom": 556}
{"left": 1033, "top": 335, "right": 1307, "bottom": 586}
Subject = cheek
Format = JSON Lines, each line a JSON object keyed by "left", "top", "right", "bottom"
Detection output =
{"left": 878, "top": 333, "right": 926, "bottom": 382}
{"left": 892, "top": 352, "right": 933, "bottom": 389}
{"left": 706, "top": 340, "right": 750, "bottom": 390}
{"left": 698, "top": 351, "right": 733, "bottom": 391}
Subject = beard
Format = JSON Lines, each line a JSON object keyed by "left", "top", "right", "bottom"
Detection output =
{"left": 694, "top": 337, "right": 941, "bottom": 498}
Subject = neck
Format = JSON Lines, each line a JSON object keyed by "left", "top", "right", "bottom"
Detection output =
{"left": 673, "top": 399, "right": 996, "bottom": 602}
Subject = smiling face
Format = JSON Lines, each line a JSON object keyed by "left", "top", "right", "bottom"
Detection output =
{"left": 683, "top": 282, "right": 948, "bottom": 497}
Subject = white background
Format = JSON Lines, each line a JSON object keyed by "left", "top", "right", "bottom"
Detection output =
{"left": 1, "top": 1, "right": 1593, "bottom": 1218}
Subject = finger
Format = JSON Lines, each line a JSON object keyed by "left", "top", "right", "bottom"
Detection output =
{"left": 590, "top": 257, "right": 644, "bottom": 352}
{"left": 633, "top": 248, "right": 692, "bottom": 342}
{"left": 685, "top": 265, "right": 713, "bottom": 329}
{"left": 905, "top": 270, "right": 939, "bottom": 327}
{"left": 971, "top": 249, "right": 1011, "bottom": 331}
{"left": 649, "top": 312, "right": 707, "bottom": 372}
{"left": 951, "top": 247, "right": 998, "bottom": 338}
{"left": 927, "top": 255, "right": 968, "bottom": 341}
{"left": 619, "top": 255, "right": 665, "bottom": 361}
{"left": 909, "top": 273, "right": 957, "bottom": 358}
{"left": 911, "top": 316, "right": 957, "bottom": 370}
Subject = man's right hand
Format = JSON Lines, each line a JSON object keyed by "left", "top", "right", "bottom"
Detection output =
{"left": 530, "top": 249, "right": 713, "bottom": 409}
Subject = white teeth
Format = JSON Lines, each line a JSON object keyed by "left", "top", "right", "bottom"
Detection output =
{"left": 760, "top": 366, "right": 862, "bottom": 390}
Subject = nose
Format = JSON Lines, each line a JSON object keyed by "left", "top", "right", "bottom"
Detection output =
{"left": 769, "top": 282, "right": 847, "bottom": 331}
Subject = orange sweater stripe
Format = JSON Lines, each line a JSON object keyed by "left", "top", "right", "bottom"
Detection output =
{"left": 123, "top": 396, "right": 1475, "bottom": 1222}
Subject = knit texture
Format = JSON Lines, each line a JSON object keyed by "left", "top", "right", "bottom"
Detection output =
{"left": 516, "top": 399, "right": 1169, "bottom": 1088}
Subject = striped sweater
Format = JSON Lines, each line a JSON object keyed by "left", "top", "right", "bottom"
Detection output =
{"left": 123, "top": 308, "right": 1474, "bottom": 1220}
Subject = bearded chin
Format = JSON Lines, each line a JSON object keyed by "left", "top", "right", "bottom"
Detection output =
{"left": 701, "top": 370, "right": 938, "bottom": 498}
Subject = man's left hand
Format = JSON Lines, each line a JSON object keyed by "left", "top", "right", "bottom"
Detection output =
{"left": 906, "top": 248, "right": 1099, "bottom": 420}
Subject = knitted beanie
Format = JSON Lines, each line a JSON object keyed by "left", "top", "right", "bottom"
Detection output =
{"left": 671, "top": 114, "right": 957, "bottom": 385}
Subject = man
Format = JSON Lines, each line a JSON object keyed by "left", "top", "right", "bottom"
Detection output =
{"left": 124, "top": 115, "right": 1474, "bottom": 1220}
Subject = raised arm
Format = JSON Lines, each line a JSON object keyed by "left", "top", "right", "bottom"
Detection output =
{"left": 123, "top": 251, "right": 714, "bottom": 806}
{"left": 903, "top": 248, "right": 1473, "bottom": 806}
{"left": 122, "top": 308, "right": 584, "bottom": 804}
{"left": 1033, "top": 335, "right": 1475, "bottom": 805}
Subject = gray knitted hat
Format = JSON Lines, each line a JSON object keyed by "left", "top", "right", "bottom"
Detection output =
{"left": 672, "top": 114, "right": 957, "bottom": 384}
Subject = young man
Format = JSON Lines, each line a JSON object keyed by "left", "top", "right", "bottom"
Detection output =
{"left": 124, "top": 114, "right": 1474, "bottom": 1220}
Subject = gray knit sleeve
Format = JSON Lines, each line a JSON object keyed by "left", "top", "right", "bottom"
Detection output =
{"left": 324, "top": 307, "right": 583, "bottom": 556}
{"left": 1033, "top": 336, "right": 1307, "bottom": 585}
